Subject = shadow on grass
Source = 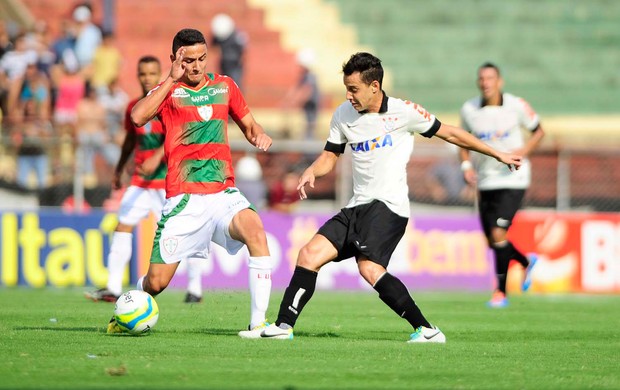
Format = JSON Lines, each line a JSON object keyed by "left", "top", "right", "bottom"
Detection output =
{"left": 13, "top": 326, "right": 100, "bottom": 332}
{"left": 185, "top": 327, "right": 343, "bottom": 339}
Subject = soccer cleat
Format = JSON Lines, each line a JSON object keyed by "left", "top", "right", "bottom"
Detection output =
{"left": 522, "top": 253, "right": 538, "bottom": 292}
{"left": 238, "top": 321, "right": 271, "bottom": 339}
{"left": 184, "top": 292, "right": 203, "bottom": 303}
{"left": 487, "top": 290, "right": 508, "bottom": 308}
{"left": 407, "top": 325, "right": 446, "bottom": 343}
{"left": 85, "top": 288, "right": 119, "bottom": 303}
{"left": 107, "top": 316, "right": 123, "bottom": 334}
{"left": 259, "top": 323, "right": 294, "bottom": 340}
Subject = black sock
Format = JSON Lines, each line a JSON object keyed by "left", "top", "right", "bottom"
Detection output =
{"left": 276, "top": 266, "right": 317, "bottom": 328}
{"left": 373, "top": 273, "right": 431, "bottom": 329}
{"left": 492, "top": 243, "right": 511, "bottom": 293}
{"left": 508, "top": 241, "right": 529, "bottom": 267}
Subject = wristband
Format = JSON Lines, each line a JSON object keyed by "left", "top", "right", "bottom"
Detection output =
{"left": 460, "top": 160, "right": 473, "bottom": 172}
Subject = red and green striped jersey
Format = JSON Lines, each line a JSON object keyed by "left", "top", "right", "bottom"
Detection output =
{"left": 156, "top": 73, "right": 249, "bottom": 197}
{"left": 125, "top": 98, "right": 166, "bottom": 189}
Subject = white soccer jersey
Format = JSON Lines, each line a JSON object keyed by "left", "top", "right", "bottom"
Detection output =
{"left": 460, "top": 93, "right": 540, "bottom": 191}
{"left": 327, "top": 94, "right": 439, "bottom": 217}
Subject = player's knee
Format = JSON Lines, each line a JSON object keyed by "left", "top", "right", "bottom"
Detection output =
{"left": 144, "top": 274, "right": 169, "bottom": 296}
{"left": 357, "top": 261, "right": 385, "bottom": 285}
{"left": 297, "top": 244, "right": 321, "bottom": 271}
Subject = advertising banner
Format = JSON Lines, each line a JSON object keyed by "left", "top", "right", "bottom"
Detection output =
{"left": 1, "top": 210, "right": 618, "bottom": 293}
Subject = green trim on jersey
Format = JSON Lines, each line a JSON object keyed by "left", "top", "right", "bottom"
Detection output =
{"left": 182, "top": 159, "right": 227, "bottom": 183}
{"left": 139, "top": 133, "right": 165, "bottom": 150}
{"left": 182, "top": 120, "right": 227, "bottom": 145}
{"left": 142, "top": 166, "right": 167, "bottom": 181}
{"left": 151, "top": 194, "right": 190, "bottom": 264}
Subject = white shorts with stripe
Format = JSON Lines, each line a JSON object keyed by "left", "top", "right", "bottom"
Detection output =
{"left": 118, "top": 186, "right": 166, "bottom": 225}
{"left": 151, "top": 188, "right": 251, "bottom": 264}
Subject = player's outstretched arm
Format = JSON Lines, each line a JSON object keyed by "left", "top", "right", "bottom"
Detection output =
{"left": 236, "top": 112, "right": 271, "bottom": 152}
{"left": 435, "top": 123, "right": 522, "bottom": 171}
{"left": 297, "top": 150, "right": 339, "bottom": 200}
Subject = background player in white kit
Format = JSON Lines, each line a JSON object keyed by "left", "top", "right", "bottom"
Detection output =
{"left": 260, "top": 52, "right": 522, "bottom": 343}
{"left": 459, "top": 62, "right": 545, "bottom": 308}
{"left": 85, "top": 56, "right": 203, "bottom": 304}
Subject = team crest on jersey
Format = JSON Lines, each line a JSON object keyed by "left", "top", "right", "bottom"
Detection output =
{"left": 162, "top": 237, "right": 178, "bottom": 255}
{"left": 171, "top": 88, "right": 190, "bottom": 98}
{"left": 382, "top": 117, "right": 399, "bottom": 132}
{"left": 197, "top": 105, "right": 213, "bottom": 121}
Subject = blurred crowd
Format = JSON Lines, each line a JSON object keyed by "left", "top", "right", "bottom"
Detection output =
{"left": 0, "top": 3, "right": 124, "bottom": 191}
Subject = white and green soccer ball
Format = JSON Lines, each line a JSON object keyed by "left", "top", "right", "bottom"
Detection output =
{"left": 114, "top": 290, "right": 159, "bottom": 335}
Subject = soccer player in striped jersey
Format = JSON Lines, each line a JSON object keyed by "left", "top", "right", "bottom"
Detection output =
{"left": 86, "top": 56, "right": 204, "bottom": 304}
{"left": 260, "top": 53, "right": 522, "bottom": 343}
{"left": 459, "top": 62, "right": 545, "bottom": 308}
{"left": 108, "top": 29, "right": 273, "bottom": 338}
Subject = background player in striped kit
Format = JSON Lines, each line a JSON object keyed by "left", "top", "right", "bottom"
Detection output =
{"left": 85, "top": 55, "right": 204, "bottom": 304}
{"left": 260, "top": 53, "right": 522, "bottom": 343}
{"left": 459, "top": 62, "right": 545, "bottom": 308}
{"left": 107, "top": 29, "right": 273, "bottom": 338}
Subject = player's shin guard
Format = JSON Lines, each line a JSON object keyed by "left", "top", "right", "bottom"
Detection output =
{"left": 276, "top": 266, "right": 317, "bottom": 328}
{"left": 492, "top": 241, "right": 511, "bottom": 293}
{"left": 106, "top": 232, "right": 133, "bottom": 296}
{"left": 186, "top": 257, "right": 203, "bottom": 298}
{"left": 373, "top": 272, "right": 431, "bottom": 329}
{"left": 248, "top": 256, "right": 272, "bottom": 329}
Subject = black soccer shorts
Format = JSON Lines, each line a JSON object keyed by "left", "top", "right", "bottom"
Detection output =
{"left": 478, "top": 189, "right": 526, "bottom": 237}
{"left": 317, "top": 200, "right": 408, "bottom": 268}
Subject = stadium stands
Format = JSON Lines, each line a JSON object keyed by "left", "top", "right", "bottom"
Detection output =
{"left": 324, "top": 0, "right": 620, "bottom": 114}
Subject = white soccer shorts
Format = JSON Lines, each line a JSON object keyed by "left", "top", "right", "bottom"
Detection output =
{"left": 151, "top": 188, "right": 252, "bottom": 264}
{"left": 117, "top": 186, "right": 166, "bottom": 226}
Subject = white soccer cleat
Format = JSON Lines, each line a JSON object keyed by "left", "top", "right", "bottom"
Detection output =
{"left": 407, "top": 325, "right": 446, "bottom": 344}
{"left": 238, "top": 321, "right": 270, "bottom": 339}
{"left": 259, "top": 323, "right": 294, "bottom": 340}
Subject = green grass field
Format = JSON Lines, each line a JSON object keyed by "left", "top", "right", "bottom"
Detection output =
{"left": 1, "top": 288, "right": 618, "bottom": 389}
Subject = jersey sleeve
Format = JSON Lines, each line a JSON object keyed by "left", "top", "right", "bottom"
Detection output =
{"left": 516, "top": 97, "right": 540, "bottom": 131}
{"left": 226, "top": 77, "right": 250, "bottom": 122}
{"left": 124, "top": 100, "right": 137, "bottom": 135}
{"left": 405, "top": 100, "right": 439, "bottom": 137}
{"left": 459, "top": 104, "right": 472, "bottom": 132}
{"left": 145, "top": 82, "right": 170, "bottom": 117}
{"left": 326, "top": 108, "right": 348, "bottom": 145}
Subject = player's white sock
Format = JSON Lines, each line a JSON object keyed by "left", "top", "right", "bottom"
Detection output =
{"left": 248, "top": 256, "right": 272, "bottom": 328}
{"left": 186, "top": 257, "right": 203, "bottom": 297}
{"left": 136, "top": 275, "right": 145, "bottom": 291}
{"left": 105, "top": 232, "right": 133, "bottom": 296}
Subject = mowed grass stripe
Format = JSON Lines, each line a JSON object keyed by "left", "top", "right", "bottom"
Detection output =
{"left": 0, "top": 288, "right": 618, "bottom": 389}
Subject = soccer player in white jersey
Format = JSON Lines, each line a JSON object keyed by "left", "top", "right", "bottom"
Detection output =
{"left": 261, "top": 52, "right": 522, "bottom": 343}
{"left": 459, "top": 62, "right": 545, "bottom": 308}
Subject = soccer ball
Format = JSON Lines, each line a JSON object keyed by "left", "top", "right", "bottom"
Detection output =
{"left": 113, "top": 290, "right": 159, "bottom": 335}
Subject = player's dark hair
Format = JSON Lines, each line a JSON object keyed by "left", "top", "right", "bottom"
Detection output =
{"left": 138, "top": 55, "right": 160, "bottom": 66}
{"left": 479, "top": 62, "right": 501, "bottom": 76}
{"left": 172, "top": 28, "right": 207, "bottom": 55}
{"left": 342, "top": 52, "right": 384, "bottom": 87}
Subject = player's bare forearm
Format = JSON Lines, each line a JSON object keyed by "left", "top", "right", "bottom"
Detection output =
{"left": 309, "top": 150, "right": 339, "bottom": 178}
{"left": 131, "top": 77, "right": 175, "bottom": 127}
{"left": 436, "top": 123, "right": 521, "bottom": 169}
{"left": 521, "top": 125, "right": 545, "bottom": 157}
{"left": 238, "top": 113, "right": 271, "bottom": 151}
{"left": 115, "top": 132, "right": 136, "bottom": 175}
{"left": 297, "top": 151, "right": 339, "bottom": 200}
